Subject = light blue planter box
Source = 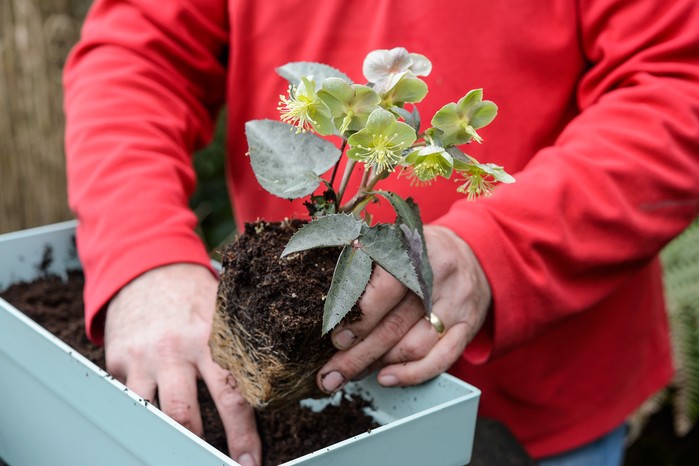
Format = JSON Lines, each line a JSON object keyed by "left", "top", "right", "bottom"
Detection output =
{"left": 0, "top": 221, "right": 480, "bottom": 466}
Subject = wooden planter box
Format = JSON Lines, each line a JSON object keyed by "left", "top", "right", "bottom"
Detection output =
{"left": 0, "top": 221, "right": 480, "bottom": 466}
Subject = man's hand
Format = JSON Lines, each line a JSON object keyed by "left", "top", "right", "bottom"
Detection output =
{"left": 105, "top": 263, "right": 261, "bottom": 466}
{"left": 317, "top": 225, "right": 491, "bottom": 393}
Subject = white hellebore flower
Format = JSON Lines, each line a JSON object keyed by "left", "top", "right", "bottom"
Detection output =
{"left": 362, "top": 47, "right": 432, "bottom": 95}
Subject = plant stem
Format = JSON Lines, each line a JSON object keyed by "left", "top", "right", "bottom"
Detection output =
{"left": 359, "top": 165, "right": 373, "bottom": 191}
{"left": 339, "top": 167, "right": 389, "bottom": 213}
{"left": 351, "top": 195, "right": 375, "bottom": 219}
{"left": 364, "top": 169, "right": 386, "bottom": 192}
{"left": 336, "top": 159, "right": 358, "bottom": 207}
{"left": 329, "top": 139, "right": 348, "bottom": 188}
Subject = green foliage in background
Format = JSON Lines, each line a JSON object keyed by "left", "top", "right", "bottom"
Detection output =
{"left": 661, "top": 216, "right": 699, "bottom": 436}
{"left": 190, "top": 109, "right": 236, "bottom": 254}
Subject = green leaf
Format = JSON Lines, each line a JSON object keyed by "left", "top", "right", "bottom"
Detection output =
{"left": 357, "top": 223, "right": 423, "bottom": 298}
{"left": 281, "top": 214, "right": 363, "bottom": 257}
{"left": 370, "top": 191, "right": 421, "bottom": 231}
{"left": 276, "top": 62, "right": 353, "bottom": 86}
{"left": 245, "top": 120, "right": 341, "bottom": 199}
{"left": 322, "top": 246, "right": 373, "bottom": 334}
{"left": 399, "top": 224, "right": 433, "bottom": 313}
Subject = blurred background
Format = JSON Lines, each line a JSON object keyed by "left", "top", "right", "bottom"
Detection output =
{"left": 0, "top": 1, "right": 697, "bottom": 464}
{"left": 0, "top": 0, "right": 235, "bottom": 250}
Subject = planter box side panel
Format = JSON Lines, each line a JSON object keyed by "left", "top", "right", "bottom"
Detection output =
{"left": 0, "top": 222, "right": 481, "bottom": 466}
{"left": 0, "top": 221, "right": 80, "bottom": 290}
{"left": 290, "top": 374, "right": 479, "bottom": 466}
{"left": 0, "top": 223, "right": 238, "bottom": 466}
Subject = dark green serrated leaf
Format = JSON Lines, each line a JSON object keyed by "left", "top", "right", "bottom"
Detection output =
{"left": 245, "top": 120, "right": 341, "bottom": 199}
{"left": 276, "top": 62, "right": 353, "bottom": 86}
{"left": 281, "top": 214, "right": 363, "bottom": 257}
{"left": 358, "top": 224, "right": 422, "bottom": 298}
{"left": 322, "top": 246, "right": 373, "bottom": 334}
{"left": 371, "top": 191, "right": 433, "bottom": 312}
{"left": 371, "top": 191, "right": 421, "bottom": 231}
{"left": 399, "top": 224, "right": 433, "bottom": 313}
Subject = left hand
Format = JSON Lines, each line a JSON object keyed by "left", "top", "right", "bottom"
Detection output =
{"left": 316, "top": 225, "right": 492, "bottom": 393}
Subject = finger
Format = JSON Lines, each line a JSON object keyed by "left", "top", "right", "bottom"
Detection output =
{"left": 200, "top": 359, "right": 261, "bottom": 466}
{"left": 106, "top": 363, "right": 127, "bottom": 385}
{"left": 377, "top": 322, "right": 470, "bottom": 387}
{"left": 379, "top": 288, "right": 463, "bottom": 365}
{"left": 380, "top": 317, "right": 437, "bottom": 366}
{"left": 156, "top": 364, "right": 203, "bottom": 436}
{"left": 331, "top": 266, "right": 409, "bottom": 350}
{"left": 124, "top": 370, "right": 157, "bottom": 405}
{"left": 318, "top": 293, "right": 424, "bottom": 393}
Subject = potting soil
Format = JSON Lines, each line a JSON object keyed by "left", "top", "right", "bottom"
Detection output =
{"left": 0, "top": 269, "right": 378, "bottom": 466}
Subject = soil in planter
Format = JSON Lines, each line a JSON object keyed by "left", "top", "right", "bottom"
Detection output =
{"left": 211, "top": 219, "right": 361, "bottom": 411}
{"left": 1, "top": 265, "right": 377, "bottom": 466}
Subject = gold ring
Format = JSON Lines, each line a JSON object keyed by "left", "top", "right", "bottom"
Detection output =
{"left": 426, "top": 312, "right": 446, "bottom": 337}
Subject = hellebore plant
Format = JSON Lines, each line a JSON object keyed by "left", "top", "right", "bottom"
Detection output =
{"left": 246, "top": 47, "right": 514, "bottom": 334}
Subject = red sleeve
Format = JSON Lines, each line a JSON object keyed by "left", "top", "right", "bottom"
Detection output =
{"left": 63, "top": 0, "right": 229, "bottom": 344}
{"left": 434, "top": 0, "right": 699, "bottom": 362}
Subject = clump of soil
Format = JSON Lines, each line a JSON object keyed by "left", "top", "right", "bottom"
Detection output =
{"left": 210, "top": 220, "right": 360, "bottom": 411}
{"left": 1, "top": 257, "right": 377, "bottom": 466}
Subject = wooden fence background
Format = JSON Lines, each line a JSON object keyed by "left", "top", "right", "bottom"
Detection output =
{"left": 0, "top": 0, "right": 91, "bottom": 233}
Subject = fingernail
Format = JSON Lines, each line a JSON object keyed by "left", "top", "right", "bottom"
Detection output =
{"left": 334, "top": 329, "right": 356, "bottom": 350}
{"left": 378, "top": 374, "right": 398, "bottom": 387}
{"left": 238, "top": 453, "right": 256, "bottom": 466}
{"left": 321, "top": 371, "right": 345, "bottom": 393}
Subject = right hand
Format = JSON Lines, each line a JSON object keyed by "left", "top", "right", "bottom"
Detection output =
{"left": 104, "top": 263, "right": 261, "bottom": 466}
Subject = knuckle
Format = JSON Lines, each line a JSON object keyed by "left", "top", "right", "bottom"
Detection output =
{"left": 397, "top": 342, "right": 425, "bottom": 362}
{"left": 345, "top": 357, "right": 370, "bottom": 376}
{"left": 166, "top": 399, "right": 194, "bottom": 427}
{"left": 332, "top": 350, "right": 373, "bottom": 379}
{"left": 106, "top": 343, "right": 142, "bottom": 373}
{"left": 218, "top": 386, "right": 249, "bottom": 412}
{"left": 380, "top": 311, "right": 411, "bottom": 342}
{"left": 331, "top": 354, "right": 365, "bottom": 378}
{"left": 153, "top": 333, "right": 184, "bottom": 359}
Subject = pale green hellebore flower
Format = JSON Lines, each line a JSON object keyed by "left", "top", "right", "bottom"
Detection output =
{"left": 404, "top": 145, "right": 454, "bottom": 183}
{"left": 347, "top": 108, "right": 417, "bottom": 173}
{"left": 431, "top": 89, "right": 498, "bottom": 146}
{"left": 381, "top": 76, "right": 429, "bottom": 107}
{"left": 278, "top": 76, "right": 334, "bottom": 135}
{"left": 454, "top": 157, "right": 515, "bottom": 200}
{"left": 317, "top": 77, "right": 381, "bottom": 135}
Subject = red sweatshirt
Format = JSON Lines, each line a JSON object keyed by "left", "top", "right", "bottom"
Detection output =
{"left": 63, "top": 0, "right": 699, "bottom": 458}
